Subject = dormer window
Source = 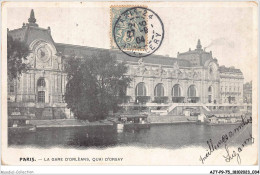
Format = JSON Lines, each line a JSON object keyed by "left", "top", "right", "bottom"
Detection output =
{"left": 37, "top": 78, "right": 45, "bottom": 87}
{"left": 208, "top": 86, "right": 212, "bottom": 92}
{"left": 10, "top": 84, "right": 14, "bottom": 92}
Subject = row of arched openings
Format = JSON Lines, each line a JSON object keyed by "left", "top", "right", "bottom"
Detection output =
{"left": 36, "top": 78, "right": 212, "bottom": 103}
{"left": 135, "top": 82, "right": 197, "bottom": 97}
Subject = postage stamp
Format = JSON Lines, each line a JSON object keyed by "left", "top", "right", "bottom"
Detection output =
{"left": 110, "top": 5, "right": 148, "bottom": 50}
{"left": 111, "top": 6, "right": 164, "bottom": 57}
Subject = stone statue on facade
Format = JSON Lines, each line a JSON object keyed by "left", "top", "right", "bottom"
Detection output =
{"left": 138, "top": 58, "right": 144, "bottom": 66}
{"left": 137, "top": 58, "right": 146, "bottom": 75}
{"left": 173, "top": 61, "right": 179, "bottom": 70}
{"left": 173, "top": 61, "right": 181, "bottom": 78}
{"left": 157, "top": 64, "right": 166, "bottom": 77}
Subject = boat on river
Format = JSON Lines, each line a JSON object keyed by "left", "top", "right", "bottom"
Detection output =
{"left": 198, "top": 112, "right": 251, "bottom": 125}
{"left": 205, "top": 115, "right": 242, "bottom": 125}
{"left": 8, "top": 124, "right": 36, "bottom": 134}
{"left": 8, "top": 114, "right": 37, "bottom": 133}
{"left": 111, "top": 113, "right": 150, "bottom": 132}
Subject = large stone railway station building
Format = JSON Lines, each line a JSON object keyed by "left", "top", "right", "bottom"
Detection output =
{"left": 7, "top": 10, "right": 246, "bottom": 119}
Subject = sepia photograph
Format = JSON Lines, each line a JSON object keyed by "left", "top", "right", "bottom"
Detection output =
{"left": 1, "top": 1, "right": 258, "bottom": 172}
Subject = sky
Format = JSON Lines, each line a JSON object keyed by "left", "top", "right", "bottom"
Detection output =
{"left": 6, "top": 2, "right": 257, "bottom": 82}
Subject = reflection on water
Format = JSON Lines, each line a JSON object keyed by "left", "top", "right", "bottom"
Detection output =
{"left": 8, "top": 123, "right": 252, "bottom": 149}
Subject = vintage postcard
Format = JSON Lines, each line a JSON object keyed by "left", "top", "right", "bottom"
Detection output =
{"left": 1, "top": 1, "right": 259, "bottom": 170}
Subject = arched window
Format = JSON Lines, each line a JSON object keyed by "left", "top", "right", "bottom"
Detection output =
{"left": 135, "top": 82, "right": 146, "bottom": 96}
{"left": 208, "top": 86, "right": 212, "bottom": 93}
{"left": 187, "top": 85, "right": 196, "bottom": 97}
{"left": 209, "top": 67, "right": 213, "bottom": 74}
{"left": 38, "top": 91, "right": 45, "bottom": 103}
{"left": 208, "top": 86, "right": 213, "bottom": 103}
{"left": 154, "top": 83, "right": 164, "bottom": 97}
{"left": 9, "top": 83, "right": 15, "bottom": 93}
{"left": 37, "top": 78, "right": 46, "bottom": 87}
{"left": 172, "top": 84, "right": 181, "bottom": 97}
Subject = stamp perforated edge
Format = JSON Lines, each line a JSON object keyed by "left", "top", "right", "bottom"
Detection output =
{"left": 110, "top": 5, "right": 148, "bottom": 51}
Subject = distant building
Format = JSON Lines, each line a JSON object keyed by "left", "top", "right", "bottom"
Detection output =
{"left": 219, "top": 66, "right": 244, "bottom": 104}
{"left": 243, "top": 81, "right": 252, "bottom": 103}
{"left": 7, "top": 10, "right": 245, "bottom": 119}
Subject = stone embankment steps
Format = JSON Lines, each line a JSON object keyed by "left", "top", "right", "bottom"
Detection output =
{"left": 202, "top": 105, "right": 211, "bottom": 112}
{"left": 167, "top": 104, "right": 177, "bottom": 113}
{"left": 150, "top": 103, "right": 211, "bottom": 116}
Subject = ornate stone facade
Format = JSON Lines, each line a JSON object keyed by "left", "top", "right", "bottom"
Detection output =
{"left": 8, "top": 10, "right": 69, "bottom": 119}
{"left": 7, "top": 10, "right": 244, "bottom": 119}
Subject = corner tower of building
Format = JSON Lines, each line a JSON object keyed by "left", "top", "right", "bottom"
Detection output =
{"left": 28, "top": 9, "right": 38, "bottom": 27}
{"left": 177, "top": 39, "right": 214, "bottom": 67}
{"left": 196, "top": 39, "right": 202, "bottom": 50}
{"left": 8, "top": 9, "right": 54, "bottom": 45}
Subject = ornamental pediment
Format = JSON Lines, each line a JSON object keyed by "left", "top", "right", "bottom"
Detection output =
{"left": 29, "top": 39, "right": 61, "bottom": 70}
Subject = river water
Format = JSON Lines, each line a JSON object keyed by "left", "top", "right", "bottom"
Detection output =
{"left": 8, "top": 123, "right": 252, "bottom": 149}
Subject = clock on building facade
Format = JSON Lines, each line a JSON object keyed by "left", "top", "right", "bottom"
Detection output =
{"left": 32, "top": 40, "right": 53, "bottom": 69}
{"left": 36, "top": 45, "right": 51, "bottom": 62}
